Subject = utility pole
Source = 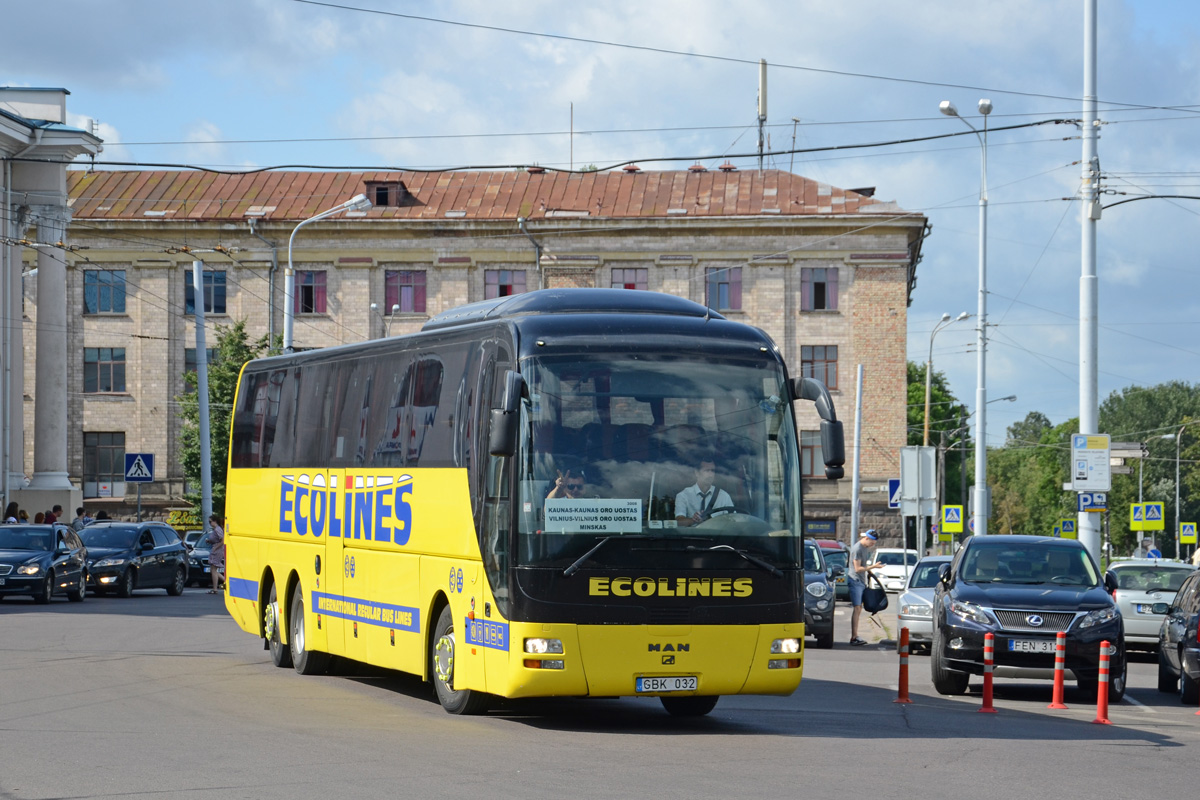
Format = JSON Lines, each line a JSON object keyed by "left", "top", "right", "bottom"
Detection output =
{"left": 757, "top": 60, "right": 767, "bottom": 172}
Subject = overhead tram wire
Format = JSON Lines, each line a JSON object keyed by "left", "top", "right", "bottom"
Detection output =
{"left": 290, "top": 0, "right": 1200, "bottom": 115}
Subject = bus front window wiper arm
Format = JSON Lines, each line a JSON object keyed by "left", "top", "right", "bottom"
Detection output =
{"left": 686, "top": 544, "right": 784, "bottom": 578}
{"left": 563, "top": 535, "right": 649, "bottom": 577}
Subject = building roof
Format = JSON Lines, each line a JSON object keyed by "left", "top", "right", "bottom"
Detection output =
{"left": 66, "top": 168, "right": 907, "bottom": 223}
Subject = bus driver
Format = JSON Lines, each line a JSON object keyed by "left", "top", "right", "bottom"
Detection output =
{"left": 675, "top": 459, "right": 733, "bottom": 527}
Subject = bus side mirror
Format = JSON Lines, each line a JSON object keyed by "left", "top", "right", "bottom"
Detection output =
{"left": 789, "top": 377, "right": 845, "bottom": 480}
{"left": 488, "top": 370, "right": 525, "bottom": 457}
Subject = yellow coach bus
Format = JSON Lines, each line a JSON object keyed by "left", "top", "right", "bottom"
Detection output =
{"left": 223, "top": 288, "right": 845, "bottom": 715}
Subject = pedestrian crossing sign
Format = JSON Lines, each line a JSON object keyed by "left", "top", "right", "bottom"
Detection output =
{"left": 1143, "top": 502, "right": 1164, "bottom": 531}
{"left": 1182, "top": 522, "right": 1197, "bottom": 545}
{"left": 124, "top": 453, "right": 155, "bottom": 483}
{"left": 942, "top": 505, "right": 963, "bottom": 534}
{"left": 1058, "top": 519, "right": 1077, "bottom": 540}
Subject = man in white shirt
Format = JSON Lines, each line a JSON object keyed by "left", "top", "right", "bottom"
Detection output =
{"left": 675, "top": 459, "right": 733, "bottom": 527}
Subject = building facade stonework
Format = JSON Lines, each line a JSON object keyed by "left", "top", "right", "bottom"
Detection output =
{"left": 23, "top": 168, "right": 926, "bottom": 541}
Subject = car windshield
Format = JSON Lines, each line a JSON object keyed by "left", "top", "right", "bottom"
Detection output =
{"left": 0, "top": 526, "right": 53, "bottom": 551}
{"left": 79, "top": 526, "right": 138, "bottom": 549}
{"left": 876, "top": 551, "right": 917, "bottom": 567}
{"left": 961, "top": 541, "right": 1100, "bottom": 586}
{"left": 803, "top": 542, "right": 824, "bottom": 572}
{"left": 513, "top": 353, "right": 804, "bottom": 571}
{"left": 823, "top": 550, "right": 847, "bottom": 569}
{"left": 1111, "top": 565, "right": 1194, "bottom": 593}
{"left": 908, "top": 560, "right": 947, "bottom": 588}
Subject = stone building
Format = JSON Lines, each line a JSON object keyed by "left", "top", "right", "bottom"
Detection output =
{"left": 27, "top": 166, "right": 927, "bottom": 539}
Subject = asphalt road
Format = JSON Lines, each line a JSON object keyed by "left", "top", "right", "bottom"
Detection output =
{"left": 1, "top": 589, "right": 1197, "bottom": 800}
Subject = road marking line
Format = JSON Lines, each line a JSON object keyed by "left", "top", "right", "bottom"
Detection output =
{"left": 1121, "top": 695, "right": 1155, "bottom": 712}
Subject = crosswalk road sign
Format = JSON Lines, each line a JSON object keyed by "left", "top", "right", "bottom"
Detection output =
{"left": 124, "top": 453, "right": 154, "bottom": 483}
{"left": 888, "top": 478, "right": 901, "bottom": 510}
{"left": 1143, "top": 502, "right": 1165, "bottom": 531}
{"left": 942, "top": 505, "right": 963, "bottom": 534}
{"left": 1182, "top": 522, "right": 1198, "bottom": 545}
{"left": 1131, "top": 503, "right": 1145, "bottom": 531}
{"left": 1059, "top": 519, "right": 1077, "bottom": 540}
{"left": 1053, "top": 523, "right": 1061, "bottom": 537}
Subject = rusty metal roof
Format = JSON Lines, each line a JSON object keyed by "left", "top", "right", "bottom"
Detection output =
{"left": 66, "top": 168, "right": 902, "bottom": 222}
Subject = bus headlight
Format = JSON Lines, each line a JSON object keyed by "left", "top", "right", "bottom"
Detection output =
{"left": 770, "top": 638, "right": 801, "bottom": 654}
{"left": 524, "top": 638, "right": 563, "bottom": 655}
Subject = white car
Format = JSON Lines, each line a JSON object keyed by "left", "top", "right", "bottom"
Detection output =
{"left": 1105, "top": 558, "right": 1196, "bottom": 650}
{"left": 874, "top": 548, "right": 920, "bottom": 592}
{"left": 896, "top": 555, "right": 952, "bottom": 653}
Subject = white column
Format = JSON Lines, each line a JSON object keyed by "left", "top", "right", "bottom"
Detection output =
{"left": 27, "top": 205, "right": 73, "bottom": 490}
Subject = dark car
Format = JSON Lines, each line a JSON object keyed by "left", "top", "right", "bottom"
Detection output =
{"left": 803, "top": 540, "right": 837, "bottom": 648}
{"left": 0, "top": 524, "right": 88, "bottom": 603}
{"left": 79, "top": 522, "right": 188, "bottom": 597}
{"left": 816, "top": 539, "right": 850, "bottom": 600}
{"left": 186, "top": 538, "right": 212, "bottom": 587}
{"left": 930, "top": 535, "right": 1125, "bottom": 702}
{"left": 1156, "top": 568, "right": 1200, "bottom": 703}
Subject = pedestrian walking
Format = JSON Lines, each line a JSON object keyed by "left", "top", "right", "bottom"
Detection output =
{"left": 847, "top": 528, "right": 884, "bottom": 646}
{"left": 206, "top": 514, "right": 225, "bottom": 594}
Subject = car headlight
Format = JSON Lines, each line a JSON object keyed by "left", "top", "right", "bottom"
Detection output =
{"left": 1077, "top": 607, "right": 1120, "bottom": 629}
{"left": 17, "top": 562, "right": 41, "bottom": 575}
{"left": 93, "top": 557, "right": 127, "bottom": 568}
{"left": 805, "top": 582, "right": 828, "bottom": 598}
{"left": 949, "top": 599, "right": 992, "bottom": 625}
{"left": 901, "top": 602, "right": 932, "bottom": 617}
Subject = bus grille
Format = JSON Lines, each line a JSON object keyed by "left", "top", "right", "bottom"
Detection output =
{"left": 648, "top": 608, "right": 692, "bottom": 624}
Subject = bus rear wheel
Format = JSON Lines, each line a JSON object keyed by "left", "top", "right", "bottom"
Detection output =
{"left": 289, "top": 582, "right": 329, "bottom": 676}
{"left": 266, "top": 583, "right": 292, "bottom": 669}
{"left": 660, "top": 695, "right": 719, "bottom": 717}
{"left": 431, "top": 605, "right": 489, "bottom": 715}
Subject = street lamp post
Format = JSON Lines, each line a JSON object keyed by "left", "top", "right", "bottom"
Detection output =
{"left": 940, "top": 98, "right": 992, "bottom": 535}
{"left": 284, "top": 193, "right": 373, "bottom": 353}
{"left": 925, "top": 311, "right": 971, "bottom": 446}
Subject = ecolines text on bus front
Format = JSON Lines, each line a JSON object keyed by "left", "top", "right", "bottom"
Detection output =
{"left": 278, "top": 473, "right": 414, "bottom": 544}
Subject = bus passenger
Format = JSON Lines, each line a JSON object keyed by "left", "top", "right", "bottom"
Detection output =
{"left": 547, "top": 467, "right": 595, "bottom": 499}
{"left": 675, "top": 459, "right": 733, "bottom": 527}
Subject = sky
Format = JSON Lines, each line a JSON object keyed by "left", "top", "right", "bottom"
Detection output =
{"left": 3, "top": 0, "right": 1199, "bottom": 448}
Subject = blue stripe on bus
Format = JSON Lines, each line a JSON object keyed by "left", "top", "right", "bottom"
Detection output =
{"left": 229, "top": 577, "right": 258, "bottom": 602}
{"left": 464, "top": 617, "right": 509, "bottom": 651}
{"left": 311, "top": 591, "right": 421, "bottom": 632}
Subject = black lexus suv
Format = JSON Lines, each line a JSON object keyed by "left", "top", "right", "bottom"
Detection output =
{"left": 931, "top": 535, "right": 1125, "bottom": 702}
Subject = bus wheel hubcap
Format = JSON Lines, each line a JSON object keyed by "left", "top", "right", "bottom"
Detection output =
{"left": 435, "top": 634, "right": 455, "bottom": 685}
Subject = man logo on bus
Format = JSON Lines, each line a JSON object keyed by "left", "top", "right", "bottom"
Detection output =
{"left": 279, "top": 473, "right": 415, "bottom": 545}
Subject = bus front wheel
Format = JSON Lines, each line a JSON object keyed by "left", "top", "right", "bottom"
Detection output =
{"left": 431, "top": 605, "right": 489, "bottom": 715}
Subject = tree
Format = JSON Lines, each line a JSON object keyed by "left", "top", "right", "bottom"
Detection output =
{"left": 177, "top": 320, "right": 276, "bottom": 516}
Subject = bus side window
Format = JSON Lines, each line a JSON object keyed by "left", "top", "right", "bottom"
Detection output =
{"left": 481, "top": 453, "right": 511, "bottom": 612}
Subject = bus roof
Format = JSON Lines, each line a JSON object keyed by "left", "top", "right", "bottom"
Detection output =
{"left": 422, "top": 288, "right": 723, "bottom": 332}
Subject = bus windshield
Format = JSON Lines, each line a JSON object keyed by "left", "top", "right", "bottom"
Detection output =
{"left": 514, "top": 353, "right": 803, "bottom": 570}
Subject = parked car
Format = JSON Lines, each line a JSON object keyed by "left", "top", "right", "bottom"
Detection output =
{"left": 1156, "top": 567, "right": 1200, "bottom": 703}
{"left": 802, "top": 540, "right": 837, "bottom": 648}
{"left": 1105, "top": 558, "right": 1196, "bottom": 650}
{"left": 874, "top": 548, "right": 920, "bottom": 592}
{"left": 79, "top": 522, "right": 188, "bottom": 597}
{"left": 187, "top": 538, "right": 213, "bottom": 587}
{"left": 0, "top": 524, "right": 88, "bottom": 603}
{"left": 182, "top": 530, "right": 205, "bottom": 551}
{"left": 930, "top": 535, "right": 1125, "bottom": 702}
{"left": 896, "top": 555, "right": 953, "bottom": 653}
{"left": 816, "top": 539, "right": 850, "bottom": 600}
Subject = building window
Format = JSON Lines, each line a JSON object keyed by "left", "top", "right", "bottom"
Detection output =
{"left": 706, "top": 267, "right": 742, "bottom": 311}
{"left": 184, "top": 269, "right": 227, "bottom": 314}
{"left": 83, "top": 432, "right": 125, "bottom": 499}
{"left": 295, "top": 271, "right": 327, "bottom": 314}
{"left": 365, "top": 180, "right": 410, "bottom": 207}
{"left": 801, "top": 345, "right": 838, "bottom": 391}
{"left": 84, "top": 348, "right": 126, "bottom": 393}
{"left": 385, "top": 270, "right": 427, "bottom": 314}
{"left": 801, "top": 267, "right": 838, "bottom": 311}
{"left": 485, "top": 269, "right": 526, "bottom": 299}
{"left": 801, "top": 430, "right": 824, "bottom": 478}
{"left": 83, "top": 270, "right": 126, "bottom": 314}
{"left": 612, "top": 268, "right": 648, "bottom": 291}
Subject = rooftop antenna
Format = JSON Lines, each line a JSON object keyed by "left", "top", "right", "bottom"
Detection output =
{"left": 757, "top": 59, "right": 768, "bottom": 172}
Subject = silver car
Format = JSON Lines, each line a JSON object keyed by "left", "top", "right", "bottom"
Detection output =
{"left": 1106, "top": 558, "right": 1196, "bottom": 650}
{"left": 896, "top": 555, "right": 952, "bottom": 653}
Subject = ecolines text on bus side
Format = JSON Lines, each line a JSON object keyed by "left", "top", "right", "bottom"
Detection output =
{"left": 277, "top": 473, "right": 414, "bottom": 544}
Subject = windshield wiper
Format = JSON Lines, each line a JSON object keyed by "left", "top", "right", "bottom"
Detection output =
{"left": 562, "top": 535, "right": 649, "bottom": 577}
{"left": 686, "top": 544, "right": 783, "bottom": 578}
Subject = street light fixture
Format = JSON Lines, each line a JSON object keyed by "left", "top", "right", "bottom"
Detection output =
{"left": 284, "top": 193, "right": 373, "bottom": 353}
{"left": 941, "top": 98, "right": 992, "bottom": 535}
{"left": 925, "top": 311, "right": 971, "bottom": 446}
